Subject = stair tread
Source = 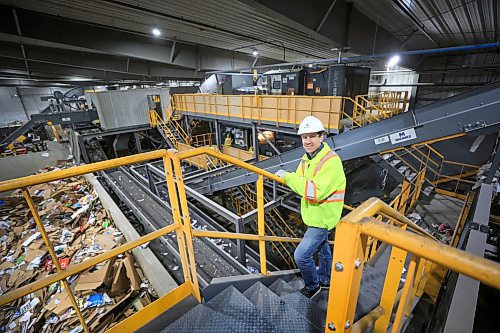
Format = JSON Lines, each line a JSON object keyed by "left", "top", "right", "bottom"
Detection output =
{"left": 243, "top": 282, "right": 321, "bottom": 333}
{"left": 279, "top": 293, "right": 326, "bottom": 330}
{"left": 161, "top": 304, "right": 235, "bottom": 333}
{"left": 288, "top": 276, "right": 305, "bottom": 290}
{"left": 268, "top": 279, "right": 297, "bottom": 296}
{"left": 206, "top": 286, "right": 283, "bottom": 333}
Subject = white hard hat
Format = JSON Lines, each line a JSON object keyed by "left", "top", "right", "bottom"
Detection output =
{"left": 297, "top": 116, "right": 325, "bottom": 135}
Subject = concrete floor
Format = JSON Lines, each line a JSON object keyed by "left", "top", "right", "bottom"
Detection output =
{"left": 0, "top": 141, "right": 70, "bottom": 183}
{"left": 415, "top": 193, "right": 464, "bottom": 229}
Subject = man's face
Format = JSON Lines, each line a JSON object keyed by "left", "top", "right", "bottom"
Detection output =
{"left": 301, "top": 132, "right": 324, "bottom": 154}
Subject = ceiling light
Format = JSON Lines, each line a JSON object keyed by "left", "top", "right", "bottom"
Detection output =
{"left": 308, "top": 64, "right": 313, "bottom": 68}
{"left": 387, "top": 55, "right": 400, "bottom": 67}
{"left": 152, "top": 28, "right": 161, "bottom": 36}
{"left": 252, "top": 49, "right": 259, "bottom": 56}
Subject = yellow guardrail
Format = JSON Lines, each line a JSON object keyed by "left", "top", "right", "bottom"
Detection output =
{"left": 326, "top": 197, "right": 500, "bottom": 333}
{"left": 346, "top": 91, "right": 408, "bottom": 128}
{"left": 148, "top": 109, "right": 189, "bottom": 148}
{"left": 172, "top": 94, "right": 346, "bottom": 132}
{"left": 382, "top": 134, "right": 480, "bottom": 200}
{"left": 1, "top": 148, "right": 499, "bottom": 333}
{"left": 171, "top": 91, "right": 409, "bottom": 134}
{"left": 191, "top": 133, "right": 214, "bottom": 146}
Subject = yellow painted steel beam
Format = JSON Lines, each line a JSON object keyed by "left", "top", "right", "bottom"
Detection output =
{"left": 351, "top": 306, "right": 385, "bottom": 333}
{"left": 23, "top": 189, "right": 90, "bottom": 333}
{"left": 326, "top": 220, "right": 367, "bottom": 333}
{"left": 433, "top": 169, "right": 478, "bottom": 185}
{"left": 442, "top": 160, "right": 480, "bottom": 169}
{"left": 435, "top": 188, "right": 467, "bottom": 200}
{"left": 451, "top": 192, "right": 474, "bottom": 248}
{"left": 169, "top": 152, "right": 202, "bottom": 301}
{"left": 391, "top": 257, "right": 418, "bottom": 333}
{"left": 343, "top": 198, "right": 435, "bottom": 240}
{"left": 0, "top": 223, "right": 178, "bottom": 307}
{"left": 416, "top": 261, "right": 433, "bottom": 298}
{"left": 374, "top": 243, "right": 408, "bottom": 332}
{"left": 163, "top": 155, "right": 193, "bottom": 290}
{"left": 177, "top": 147, "right": 284, "bottom": 185}
{"left": 357, "top": 217, "right": 500, "bottom": 289}
{"left": 105, "top": 282, "right": 191, "bottom": 333}
{"left": 0, "top": 149, "right": 167, "bottom": 193}
{"left": 257, "top": 175, "right": 267, "bottom": 274}
{"left": 192, "top": 229, "right": 310, "bottom": 244}
{"left": 405, "top": 258, "right": 427, "bottom": 316}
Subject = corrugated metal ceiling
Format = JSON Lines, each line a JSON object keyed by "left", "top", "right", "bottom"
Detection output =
{"left": 352, "top": 0, "right": 499, "bottom": 49}
{"left": 3, "top": 0, "right": 344, "bottom": 62}
{"left": 3, "top": 0, "right": 497, "bottom": 65}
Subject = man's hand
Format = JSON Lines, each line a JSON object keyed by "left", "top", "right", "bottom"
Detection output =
{"left": 275, "top": 169, "right": 288, "bottom": 178}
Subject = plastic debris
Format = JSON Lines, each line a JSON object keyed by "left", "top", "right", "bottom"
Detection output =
{"left": 0, "top": 163, "right": 158, "bottom": 332}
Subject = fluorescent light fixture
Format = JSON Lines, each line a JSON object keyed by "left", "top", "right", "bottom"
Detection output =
{"left": 152, "top": 28, "right": 161, "bottom": 36}
{"left": 387, "top": 55, "right": 400, "bottom": 67}
{"left": 252, "top": 49, "right": 259, "bottom": 56}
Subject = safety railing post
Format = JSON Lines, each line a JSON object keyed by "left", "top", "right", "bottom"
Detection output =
{"left": 405, "top": 258, "right": 427, "bottom": 316}
{"left": 325, "top": 220, "right": 367, "bottom": 333}
{"left": 22, "top": 189, "right": 90, "bottom": 333}
{"left": 256, "top": 174, "right": 267, "bottom": 274}
{"left": 374, "top": 242, "right": 408, "bottom": 333}
{"left": 391, "top": 257, "right": 418, "bottom": 333}
{"left": 163, "top": 151, "right": 201, "bottom": 302}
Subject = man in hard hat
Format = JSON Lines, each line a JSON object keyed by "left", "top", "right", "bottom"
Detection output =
{"left": 276, "top": 116, "right": 346, "bottom": 299}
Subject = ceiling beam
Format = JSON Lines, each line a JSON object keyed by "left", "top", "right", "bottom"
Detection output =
{"left": 0, "top": 5, "right": 276, "bottom": 72}
{"left": 316, "top": 0, "right": 338, "bottom": 32}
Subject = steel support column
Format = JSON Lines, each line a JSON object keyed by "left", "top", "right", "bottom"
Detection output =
{"left": 215, "top": 119, "right": 221, "bottom": 150}
{"left": 235, "top": 220, "right": 247, "bottom": 266}
{"left": 443, "top": 183, "right": 492, "bottom": 333}
{"left": 252, "top": 123, "right": 259, "bottom": 161}
{"left": 485, "top": 141, "right": 500, "bottom": 184}
{"left": 134, "top": 132, "right": 142, "bottom": 153}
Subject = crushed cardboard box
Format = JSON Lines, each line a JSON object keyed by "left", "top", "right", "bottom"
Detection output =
{"left": 0, "top": 163, "right": 158, "bottom": 333}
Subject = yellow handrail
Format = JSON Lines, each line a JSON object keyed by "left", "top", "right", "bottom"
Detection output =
{"left": 164, "top": 107, "right": 190, "bottom": 143}
{"left": 149, "top": 109, "right": 190, "bottom": 148}
{"left": 326, "top": 197, "right": 500, "bottom": 333}
{"left": 382, "top": 135, "right": 481, "bottom": 199}
{"left": 191, "top": 133, "right": 214, "bottom": 146}
{"left": 1, "top": 148, "right": 498, "bottom": 333}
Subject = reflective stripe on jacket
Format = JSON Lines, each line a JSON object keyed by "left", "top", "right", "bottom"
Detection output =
{"left": 284, "top": 143, "right": 346, "bottom": 230}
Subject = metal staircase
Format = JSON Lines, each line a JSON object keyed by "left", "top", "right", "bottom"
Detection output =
{"left": 344, "top": 91, "right": 408, "bottom": 129}
{"left": 148, "top": 108, "right": 189, "bottom": 149}
{"left": 229, "top": 185, "right": 299, "bottom": 268}
{"left": 380, "top": 140, "right": 480, "bottom": 201}
{"left": 152, "top": 244, "right": 410, "bottom": 333}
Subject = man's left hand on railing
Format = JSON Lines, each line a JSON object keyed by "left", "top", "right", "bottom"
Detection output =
{"left": 275, "top": 169, "right": 289, "bottom": 178}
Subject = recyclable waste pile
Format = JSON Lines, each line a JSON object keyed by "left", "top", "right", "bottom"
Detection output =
{"left": 0, "top": 164, "right": 157, "bottom": 333}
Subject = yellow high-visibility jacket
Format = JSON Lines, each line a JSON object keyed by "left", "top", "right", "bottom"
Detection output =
{"left": 283, "top": 143, "right": 346, "bottom": 230}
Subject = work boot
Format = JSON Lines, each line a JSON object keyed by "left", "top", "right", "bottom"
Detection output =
{"left": 299, "top": 285, "right": 321, "bottom": 299}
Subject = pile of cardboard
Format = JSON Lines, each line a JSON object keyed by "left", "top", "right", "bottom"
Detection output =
{"left": 0, "top": 165, "right": 157, "bottom": 333}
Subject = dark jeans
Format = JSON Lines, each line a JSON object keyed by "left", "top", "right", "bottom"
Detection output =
{"left": 293, "top": 227, "right": 332, "bottom": 290}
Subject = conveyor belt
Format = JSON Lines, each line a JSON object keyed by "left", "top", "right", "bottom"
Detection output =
{"left": 185, "top": 81, "right": 500, "bottom": 194}
{"left": 102, "top": 167, "right": 252, "bottom": 287}
{"left": 130, "top": 164, "right": 276, "bottom": 272}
